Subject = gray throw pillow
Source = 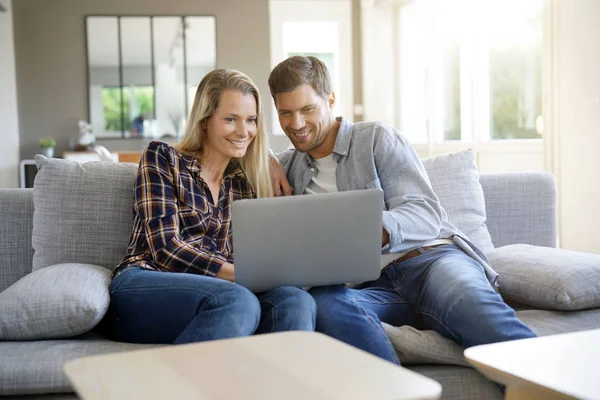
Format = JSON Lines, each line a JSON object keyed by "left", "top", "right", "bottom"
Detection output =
{"left": 0, "top": 263, "right": 111, "bottom": 340}
{"left": 33, "top": 155, "right": 138, "bottom": 271}
{"left": 487, "top": 244, "right": 600, "bottom": 310}
{"left": 422, "top": 149, "right": 494, "bottom": 253}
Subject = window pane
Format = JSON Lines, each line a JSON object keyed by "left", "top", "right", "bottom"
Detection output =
{"left": 489, "top": 0, "right": 543, "bottom": 140}
{"left": 121, "top": 17, "right": 153, "bottom": 138}
{"left": 87, "top": 17, "right": 121, "bottom": 137}
{"left": 443, "top": 39, "right": 461, "bottom": 141}
{"left": 153, "top": 17, "right": 186, "bottom": 139}
{"left": 397, "top": 2, "right": 428, "bottom": 144}
{"left": 102, "top": 87, "right": 123, "bottom": 133}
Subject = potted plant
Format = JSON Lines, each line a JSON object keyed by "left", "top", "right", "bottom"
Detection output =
{"left": 39, "top": 137, "right": 57, "bottom": 158}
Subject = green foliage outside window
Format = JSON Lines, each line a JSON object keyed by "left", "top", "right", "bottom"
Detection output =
{"left": 103, "top": 86, "right": 154, "bottom": 132}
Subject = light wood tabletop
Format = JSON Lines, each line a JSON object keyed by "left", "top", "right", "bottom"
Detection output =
{"left": 64, "top": 331, "right": 442, "bottom": 400}
{"left": 464, "top": 329, "right": 600, "bottom": 400}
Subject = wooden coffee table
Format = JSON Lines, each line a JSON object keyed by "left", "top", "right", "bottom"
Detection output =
{"left": 64, "top": 331, "right": 442, "bottom": 400}
{"left": 464, "top": 329, "right": 600, "bottom": 400}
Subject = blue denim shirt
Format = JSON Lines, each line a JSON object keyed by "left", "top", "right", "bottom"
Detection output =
{"left": 278, "top": 117, "right": 499, "bottom": 286}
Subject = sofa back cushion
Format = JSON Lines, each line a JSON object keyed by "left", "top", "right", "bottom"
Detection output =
{"left": 422, "top": 149, "right": 494, "bottom": 253}
{"left": 30, "top": 149, "right": 493, "bottom": 271}
{"left": 32, "top": 155, "right": 138, "bottom": 271}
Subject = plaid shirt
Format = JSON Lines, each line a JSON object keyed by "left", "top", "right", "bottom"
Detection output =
{"left": 115, "top": 141, "right": 255, "bottom": 276}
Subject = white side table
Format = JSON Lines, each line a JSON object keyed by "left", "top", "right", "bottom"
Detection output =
{"left": 65, "top": 331, "right": 442, "bottom": 400}
{"left": 465, "top": 329, "right": 600, "bottom": 399}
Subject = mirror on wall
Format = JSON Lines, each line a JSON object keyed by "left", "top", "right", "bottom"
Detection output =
{"left": 86, "top": 15, "right": 216, "bottom": 139}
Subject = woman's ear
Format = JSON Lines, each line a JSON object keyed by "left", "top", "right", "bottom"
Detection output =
{"left": 328, "top": 91, "right": 336, "bottom": 110}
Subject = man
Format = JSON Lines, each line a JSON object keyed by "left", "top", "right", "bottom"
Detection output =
{"left": 267, "top": 56, "right": 535, "bottom": 365}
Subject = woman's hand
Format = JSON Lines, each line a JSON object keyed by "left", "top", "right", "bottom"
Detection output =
{"left": 216, "top": 262, "right": 235, "bottom": 282}
{"left": 269, "top": 153, "right": 293, "bottom": 197}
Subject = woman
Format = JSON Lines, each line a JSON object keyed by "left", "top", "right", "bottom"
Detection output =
{"left": 104, "top": 69, "right": 316, "bottom": 344}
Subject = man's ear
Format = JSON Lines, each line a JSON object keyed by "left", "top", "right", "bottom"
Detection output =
{"left": 328, "top": 92, "right": 336, "bottom": 110}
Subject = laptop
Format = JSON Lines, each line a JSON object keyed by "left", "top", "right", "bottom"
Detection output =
{"left": 232, "top": 189, "right": 383, "bottom": 292}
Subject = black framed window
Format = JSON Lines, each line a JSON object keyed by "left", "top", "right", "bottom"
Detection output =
{"left": 85, "top": 15, "right": 216, "bottom": 139}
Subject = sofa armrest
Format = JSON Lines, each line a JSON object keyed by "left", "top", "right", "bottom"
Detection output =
{"left": 0, "top": 189, "right": 34, "bottom": 292}
{"left": 480, "top": 172, "right": 557, "bottom": 249}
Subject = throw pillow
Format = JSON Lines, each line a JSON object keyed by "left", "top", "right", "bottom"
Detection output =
{"left": 422, "top": 149, "right": 494, "bottom": 253}
{"left": 0, "top": 263, "right": 111, "bottom": 340}
{"left": 32, "top": 155, "right": 138, "bottom": 271}
{"left": 486, "top": 244, "right": 600, "bottom": 310}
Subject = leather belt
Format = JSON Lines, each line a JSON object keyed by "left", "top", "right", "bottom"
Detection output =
{"left": 394, "top": 244, "right": 443, "bottom": 264}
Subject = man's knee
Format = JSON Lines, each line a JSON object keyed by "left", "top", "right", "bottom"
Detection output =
{"left": 273, "top": 286, "right": 317, "bottom": 312}
{"left": 309, "top": 284, "right": 348, "bottom": 302}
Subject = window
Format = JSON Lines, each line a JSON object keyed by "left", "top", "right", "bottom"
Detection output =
{"left": 269, "top": 0, "right": 353, "bottom": 138}
{"left": 397, "top": 0, "right": 543, "bottom": 143}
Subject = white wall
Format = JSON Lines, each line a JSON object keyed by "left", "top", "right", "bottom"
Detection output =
{"left": 0, "top": 0, "right": 20, "bottom": 188}
{"left": 549, "top": 0, "right": 600, "bottom": 254}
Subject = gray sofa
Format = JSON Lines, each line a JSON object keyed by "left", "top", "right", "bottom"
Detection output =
{"left": 1, "top": 151, "right": 600, "bottom": 399}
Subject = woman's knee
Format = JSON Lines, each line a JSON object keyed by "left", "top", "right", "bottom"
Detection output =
{"left": 216, "top": 283, "right": 261, "bottom": 316}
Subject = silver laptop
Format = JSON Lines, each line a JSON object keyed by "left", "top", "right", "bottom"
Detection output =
{"left": 232, "top": 189, "right": 383, "bottom": 292}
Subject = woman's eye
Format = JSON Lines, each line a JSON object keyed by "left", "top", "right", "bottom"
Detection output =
{"left": 225, "top": 117, "right": 235, "bottom": 123}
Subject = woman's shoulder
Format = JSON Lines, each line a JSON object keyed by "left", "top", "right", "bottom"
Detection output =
{"left": 141, "top": 141, "right": 185, "bottom": 166}
{"left": 143, "top": 140, "right": 176, "bottom": 156}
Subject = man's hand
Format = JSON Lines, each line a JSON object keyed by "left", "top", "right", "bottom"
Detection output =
{"left": 269, "top": 152, "right": 293, "bottom": 196}
{"left": 216, "top": 262, "right": 235, "bottom": 282}
{"left": 382, "top": 228, "right": 390, "bottom": 247}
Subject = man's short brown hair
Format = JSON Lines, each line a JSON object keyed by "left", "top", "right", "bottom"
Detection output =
{"left": 268, "top": 56, "right": 332, "bottom": 104}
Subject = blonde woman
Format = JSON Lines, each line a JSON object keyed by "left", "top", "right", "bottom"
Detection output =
{"left": 103, "top": 69, "right": 316, "bottom": 344}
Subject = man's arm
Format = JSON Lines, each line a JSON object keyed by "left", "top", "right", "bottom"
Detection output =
{"left": 374, "top": 127, "right": 444, "bottom": 250}
{"left": 268, "top": 149, "right": 293, "bottom": 196}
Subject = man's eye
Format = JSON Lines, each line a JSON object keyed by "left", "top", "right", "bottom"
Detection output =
{"left": 225, "top": 117, "right": 235, "bottom": 122}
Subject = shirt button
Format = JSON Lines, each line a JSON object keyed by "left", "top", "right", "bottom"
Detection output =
{"left": 310, "top": 167, "right": 315, "bottom": 172}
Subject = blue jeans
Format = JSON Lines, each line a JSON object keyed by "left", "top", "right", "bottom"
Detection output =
{"left": 308, "top": 244, "right": 536, "bottom": 365}
{"left": 103, "top": 267, "right": 316, "bottom": 344}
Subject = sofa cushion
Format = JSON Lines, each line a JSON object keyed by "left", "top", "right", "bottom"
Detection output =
{"left": 383, "top": 324, "right": 469, "bottom": 367}
{"left": 32, "top": 155, "right": 138, "bottom": 271}
{"left": 0, "top": 263, "right": 111, "bottom": 340}
{"left": 0, "top": 334, "right": 158, "bottom": 396}
{"left": 422, "top": 149, "right": 494, "bottom": 253}
{"left": 486, "top": 244, "right": 600, "bottom": 310}
{"left": 383, "top": 307, "right": 600, "bottom": 367}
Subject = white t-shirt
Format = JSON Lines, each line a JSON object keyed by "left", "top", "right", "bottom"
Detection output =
{"left": 304, "top": 154, "right": 338, "bottom": 194}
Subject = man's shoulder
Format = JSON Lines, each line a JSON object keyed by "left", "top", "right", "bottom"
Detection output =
{"left": 351, "top": 120, "right": 409, "bottom": 147}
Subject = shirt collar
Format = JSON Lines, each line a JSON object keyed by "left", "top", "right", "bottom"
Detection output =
{"left": 332, "top": 117, "right": 353, "bottom": 157}
{"left": 304, "top": 116, "right": 353, "bottom": 165}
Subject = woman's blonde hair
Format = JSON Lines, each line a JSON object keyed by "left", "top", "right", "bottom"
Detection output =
{"left": 174, "top": 69, "right": 273, "bottom": 198}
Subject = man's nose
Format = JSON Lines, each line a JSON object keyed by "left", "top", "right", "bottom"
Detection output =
{"left": 290, "top": 113, "right": 305, "bottom": 130}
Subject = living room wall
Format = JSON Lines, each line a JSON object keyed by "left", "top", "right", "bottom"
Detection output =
{"left": 12, "top": 0, "right": 272, "bottom": 159}
{"left": 0, "top": 0, "right": 20, "bottom": 188}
